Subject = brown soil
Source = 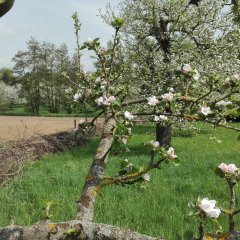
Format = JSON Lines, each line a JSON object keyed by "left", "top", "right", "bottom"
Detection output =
{"left": 0, "top": 131, "right": 85, "bottom": 184}
{"left": 0, "top": 116, "right": 79, "bottom": 143}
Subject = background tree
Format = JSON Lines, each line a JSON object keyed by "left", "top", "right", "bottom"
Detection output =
{"left": 101, "top": 0, "right": 240, "bottom": 146}
{"left": 12, "top": 38, "right": 72, "bottom": 114}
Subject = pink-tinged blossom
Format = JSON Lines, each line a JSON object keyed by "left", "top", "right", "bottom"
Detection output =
{"left": 199, "top": 106, "right": 211, "bottom": 116}
{"left": 143, "top": 174, "right": 150, "bottom": 182}
{"left": 96, "top": 96, "right": 116, "bottom": 106}
{"left": 161, "top": 92, "right": 174, "bottom": 101}
{"left": 199, "top": 198, "right": 221, "bottom": 219}
{"left": 148, "top": 140, "right": 160, "bottom": 150}
{"left": 182, "top": 64, "right": 192, "bottom": 73}
{"left": 107, "top": 96, "right": 116, "bottom": 104}
{"left": 124, "top": 111, "right": 134, "bottom": 121}
{"left": 218, "top": 163, "right": 238, "bottom": 174}
{"left": 147, "top": 96, "right": 159, "bottom": 106}
{"left": 167, "top": 147, "right": 177, "bottom": 160}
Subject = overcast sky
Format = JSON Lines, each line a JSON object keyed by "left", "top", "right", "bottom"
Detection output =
{"left": 0, "top": 0, "right": 121, "bottom": 70}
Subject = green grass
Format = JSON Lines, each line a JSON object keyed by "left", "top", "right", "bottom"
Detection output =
{"left": 0, "top": 124, "right": 240, "bottom": 239}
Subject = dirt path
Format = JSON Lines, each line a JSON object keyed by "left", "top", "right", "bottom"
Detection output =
{"left": 0, "top": 116, "right": 80, "bottom": 142}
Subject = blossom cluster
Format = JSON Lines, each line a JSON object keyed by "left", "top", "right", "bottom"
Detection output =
{"left": 198, "top": 198, "right": 221, "bottom": 219}
{"left": 147, "top": 141, "right": 177, "bottom": 160}
{"left": 218, "top": 163, "right": 238, "bottom": 175}
{"left": 96, "top": 95, "right": 116, "bottom": 106}
{"left": 153, "top": 115, "right": 168, "bottom": 122}
{"left": 178, "top": 64, "right": 200, "bottom": 81}
{"left": 95, "top": 77, "right": 108, "bottom": 90}
{"left": 147, "top": 96, "right": 159, "bottom": 106}
{"left": 124, "top": 111, "right": 134, "bottom": 121}
{"left": 161, "top": 92, "right": 174, "bottom": 102}
{"left": 198, "top": 106, "right": 211, "bottom": 116}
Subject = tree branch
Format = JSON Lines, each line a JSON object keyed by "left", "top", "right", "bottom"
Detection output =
{"left": 0, "top": 220, "right": 165, "bottom": 240}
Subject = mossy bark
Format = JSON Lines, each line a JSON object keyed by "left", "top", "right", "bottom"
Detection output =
{"left": 0, "top": 220, "right": 165, "bottom": 240}
{"left": 76, "top": 115, "right": 116, "bottom": 222}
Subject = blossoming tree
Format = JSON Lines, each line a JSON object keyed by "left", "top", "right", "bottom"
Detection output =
{"left": 101, "top": 0, "right": 240, "bottom": 147}
{"left": 1, "top": 2, "right": 240, "bottom": 240}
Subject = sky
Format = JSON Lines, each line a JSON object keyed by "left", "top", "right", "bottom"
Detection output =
{"left": 0, "top": 0, "right": 121, "bottom": 70}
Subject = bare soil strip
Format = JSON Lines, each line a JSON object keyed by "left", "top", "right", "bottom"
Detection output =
{"left": 0, "top": 116, "right": 79, "bottom": 143}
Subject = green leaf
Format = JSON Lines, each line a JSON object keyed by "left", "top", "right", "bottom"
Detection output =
{"left": 111, "top": 18, "right": 125, "bottom": 29}
{"left": 0, "top": 0, "right": 15, "bottom": 18}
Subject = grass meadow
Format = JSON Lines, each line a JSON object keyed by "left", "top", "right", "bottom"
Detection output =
{"left": 0, "top": 124, "right": 239, "bottom": 239}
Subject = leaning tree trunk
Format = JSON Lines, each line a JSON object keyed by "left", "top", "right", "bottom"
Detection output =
{"left": 156, "top": 123, "right": 171, "bottom": 148}
{"left": 76, "top": 114, "right": 116, "bottom": 222}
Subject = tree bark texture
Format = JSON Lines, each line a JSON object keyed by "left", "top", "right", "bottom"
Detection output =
{"left": 76, "top": 114, "right": 116, "bottom": 222}
{"left": 156, "top": 123, "right": 171, "bottom": 148}
{"left": 0, "top": 220, "right": 165, "bottom": 240}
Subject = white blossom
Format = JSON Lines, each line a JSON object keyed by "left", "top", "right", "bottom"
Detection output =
{"left": 169, "top": 87, "right": 175, "bottom": 93}
{"left": 167, "top": 147, "right": 177, "bottom": 160}
{"left": 107, "top": 96, "right": 116, "bottom": 104}
{"left": 147, "top": 96, "right": 159, "bottom": 106}
{"left": 124, "top": 111, "right": 134, "bottom": 121}
{"left": 143, "top": 174, "right": 150, "bottom": 182}
{"left": 199, "top": 106, "right": 211, "bottom": 116}
{"left": 79, "top": 119, "right": 85, "bottom": 124}
{"left": 159, "top": 115, "right": 168, "bottom": 121}
{"left": 96, "top": 96, "right": 104, "bottom": 105}
{"left": 182, "top": 64, "right": 192, "bottom": 73}
{"left": 199, "top": 198, "right": 221, "bottom": 219}
{"left": 161, "top": 92, "right": 174, "bottom": 101}
{"left": 73, "top": 93, "right": 81, "bottom": 102}
{"left": 87, "top": 38, "right": 93, "bottom": 44}
{"left": 233, "top": 74, "right": 240, "bottom": 80}
{"left": 122, "top": 137, "right": 128, "bottom": 144}
{"left": 193, "top": 69, "right": 200, "bottom": 81}
{"left": 153, "top": 115, "right": 160, "bottom": 122}
{"left": 224, "top": 78, "right": 231, "bottom": 85}
{"left": 216, "top": 100, "right": 232, "bottom": 107}
{"left": 148, "top": 140, "right": 159, "bottom": 150}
